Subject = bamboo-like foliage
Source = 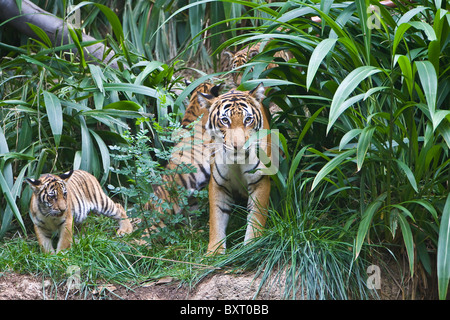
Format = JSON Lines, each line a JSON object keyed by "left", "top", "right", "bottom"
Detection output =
{"left": 225, "top": 0, "right": 448, "bottom": 299}
{"left": 188, "top": 0, "right": 448, "bottom": 299}
{"left": 0, "top": 0, "right": 449, "bottom": 299}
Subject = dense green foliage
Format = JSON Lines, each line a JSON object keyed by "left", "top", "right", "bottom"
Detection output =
{"left": 0, "top": 0, "right": 449, "bottom": 299}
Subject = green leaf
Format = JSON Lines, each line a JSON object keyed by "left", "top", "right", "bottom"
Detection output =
{"left": 79, "top": 116, "right": 93, "bottom": 172}
{"left": 306, "top": 38, "right": 337, "bottom": 91}
{"left": 416, "top": 61, "right": 438, "bottom": 129}
{"left": 43, "top": 91, "right": 63, "bottom": 148}
{"left": 354, "top": 193, "right": 387, "bottom": 259}
{"left": 68, "top": 27, "right": 86, "bottom": 69}
{"left": 189, "top": 0, "right": 204, "bottom": 53}
{"left": 101, "top": 83, "right": 158, "bottom": 98}
{"left": 408, "top": 21, "right": 437, "bottom": 41}
{"left": 356, "top": 126, "right": 376, "bottom": 171}
{"left": 393, "top": 23, "right": 411, "bottom": 57}
{"left": 437, "top": 194, "right": 450, "bottom": 299}
{"left": 394, "top": 159, "right": 419, "bottom": 193}
{"left": 26, "top": 23, "right": 52, "bottom": 48}
{"left": 88, "top": 64, "right": 106, "bottom": 93}
{"left": 355, "top": 0, "right": 371, "bottom": 63}
{"left": 103, "top": 101, "right": 142, "bottom": 111}
{"left": 397, "top": 212, "right": 415, "bottom": 276}
{"left": 288, "top": 147, "right": 308, "bottom": 185}
{"left": 133, "top": 61, "right": 164, "bottom": 86}
{"left": 0, "top": 171, "right": 26, "bottom": 237}
{"left": 327, "top": 66, "right": 381, "bottom": 134}
{"left": 90, "top": 130, "right": 110, "bottom": 185}
{"left": 70, "top": 2, "right": 124, "bottom": 43}
{"left": 311, "top": 149, "right": 356, "bottom": 191}
{"left": 339, "top": 129, "right": 362, "bottom": 151}
{"left": 397, "top": 55, "right": 414, "bottom": 97}
{"left": 402, "top": 199, "right": 438, "bottom": 222}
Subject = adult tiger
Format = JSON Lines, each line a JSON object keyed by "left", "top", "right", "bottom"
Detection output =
{"left": 26, "top": 170, "right": 133, "bottom": 253}
{"left": 198, "top": 83, "right": 272, "bottom": 254}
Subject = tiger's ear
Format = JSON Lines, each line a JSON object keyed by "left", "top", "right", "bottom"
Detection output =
{"left": 26, "top": 178, "right": 42, "bottom": 191}
{"left": 210, "top": 83, "right": 224, "bottom": 97}
{"left": 248, "top": 49, "right": 259, "bottom": 59}
{"left": 222, "top": 50, "right": 234, "bottom": 58}
{"left": 59, "top": 170, "right": 74, "bottom": 181}
{"left": 197, "top": 92, "right": 215, "bottom": 110}
{"left": 220, "top": 50, "right": 234, "bottom": 71}
{"left": 249, "top": 83, "right": 265, "bottom": 103}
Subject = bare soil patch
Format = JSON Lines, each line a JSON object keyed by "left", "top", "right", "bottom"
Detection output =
{"left": 0, "top": 258, "right": 422, "bottom": 300}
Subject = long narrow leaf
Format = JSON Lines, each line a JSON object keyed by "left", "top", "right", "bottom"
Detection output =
{"left": 70, "top": 2, "right": 124, "bottom": 43}
{"left": 394, "top": 159, "right": 419, "bottom": 193}
{"left": 397, "top": 212, "right": 415, "bottom": 276}
{"left": 0, "top": 127, "right": 13, "bottom": 187}
{"left": 79, "top": 116, "right": 93, "bottom": 173}
{"left": 356, "top": 126, "right": 376, "bottom": 171}
{"left": 90, "top": 130, "right": 110, "bottom": 185}
{"left": 43, "top": 91, "right": 63, "bottom": 147}
{"left": 327, "top": 66, "right": 381, "bottom": 134}
{"left": 89, "top": 64, "right": 106, "bottom": 94}
{"left": 306, "top": 38, "right": 337, "bottom": 91}
{"left": 438, "top": 194, "right": 450, "bottom": 299}
{"left": 0, "top": 171, "right": 26, "bottom": 237}
{"left": 354, "top": 193, "right": 387, "bottom": 259}
{"left": 311, "top": 149, "right": 356, "bottom": 191}
{"left": 416, "top": 61, "right": 438, "bottom": 129}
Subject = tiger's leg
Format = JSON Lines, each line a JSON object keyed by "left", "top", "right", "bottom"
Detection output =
{"left": 56, "top": 216, "right": 73, "bottom": 253}
{"left": 92, "top": 194, "right": 133, "bottom": 236}
{"left": 207, "top": 180, "right": 231, "bottom": 255}
{"left": 34, "top": 225, "right": 55, "bottom": 254}
{"left": 244, "top": 175, "right": 270, "bottom": 244}
{"left": 114, "top": 203, "right": 134, "bottom": 236}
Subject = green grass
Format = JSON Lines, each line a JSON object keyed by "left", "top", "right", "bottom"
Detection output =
{"left": 196, "top": 181, "right": 377, "bottom": 300}
{"left": 0, "top": 193, "right": 376, "bottom": 300}
{"left": 0, "top": 215, "right": 215, "bottom": 299}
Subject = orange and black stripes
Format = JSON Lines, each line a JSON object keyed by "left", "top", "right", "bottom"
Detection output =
{"left": 27, "top": 170, "right": 133, "bottom": 253}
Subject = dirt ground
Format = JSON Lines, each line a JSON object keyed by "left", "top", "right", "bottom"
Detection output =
{"left": 0, "top": 257, "right": 427, "bottom": 300}
{"left": 0, "top": 271, "right": 286, "bottom": 300}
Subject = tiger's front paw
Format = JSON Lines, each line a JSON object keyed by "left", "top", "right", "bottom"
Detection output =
{"left": 117, "top": 220, "right": 133, "bottom": 236}
{"left": 206, "top": 242, "right": 225, "bottom": 255}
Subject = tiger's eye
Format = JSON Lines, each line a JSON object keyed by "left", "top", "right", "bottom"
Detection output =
{"left": 244, "top": 116, "right": 253, "bottom": 125}
{"left": 220, "top": 117, "right": 230, "bottom": 126}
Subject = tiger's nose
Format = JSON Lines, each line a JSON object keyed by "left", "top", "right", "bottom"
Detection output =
{"left": 57, "top": 201, "right": 67, "bottom": 212}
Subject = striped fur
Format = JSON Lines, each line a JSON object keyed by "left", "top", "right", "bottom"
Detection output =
{"left": 145, "top": 82, "right": 222, "bottom": 220}
{"left": 27, "top": 170, "right": 133, "bottom": 253}
{"left": 197, "top": 83, "right": 272, "bottom": 254}
{"left": 222, "top": 42, "right": 292, "bottom": 86}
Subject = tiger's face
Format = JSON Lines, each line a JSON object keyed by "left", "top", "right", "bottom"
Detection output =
{"left": 198, "top": 84, "right": 266, "bottom": 161}
{"left": 26, "top": 171, "right": 73, "bottom": 217}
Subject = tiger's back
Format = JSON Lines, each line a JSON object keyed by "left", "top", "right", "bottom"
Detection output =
{"left": 65, "top": 170, "right": 129, "bottom": 224}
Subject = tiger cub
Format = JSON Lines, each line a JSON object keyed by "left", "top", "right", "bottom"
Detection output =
{"left": 27, "top": 170, "right": 133, "bottom": 254}
{"left": 198, "top": 83, "right": 272, "bottom": 254}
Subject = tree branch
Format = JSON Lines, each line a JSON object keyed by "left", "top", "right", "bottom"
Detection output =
{"left": 0, "top": 0, "right": 118, "bottom": 69}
